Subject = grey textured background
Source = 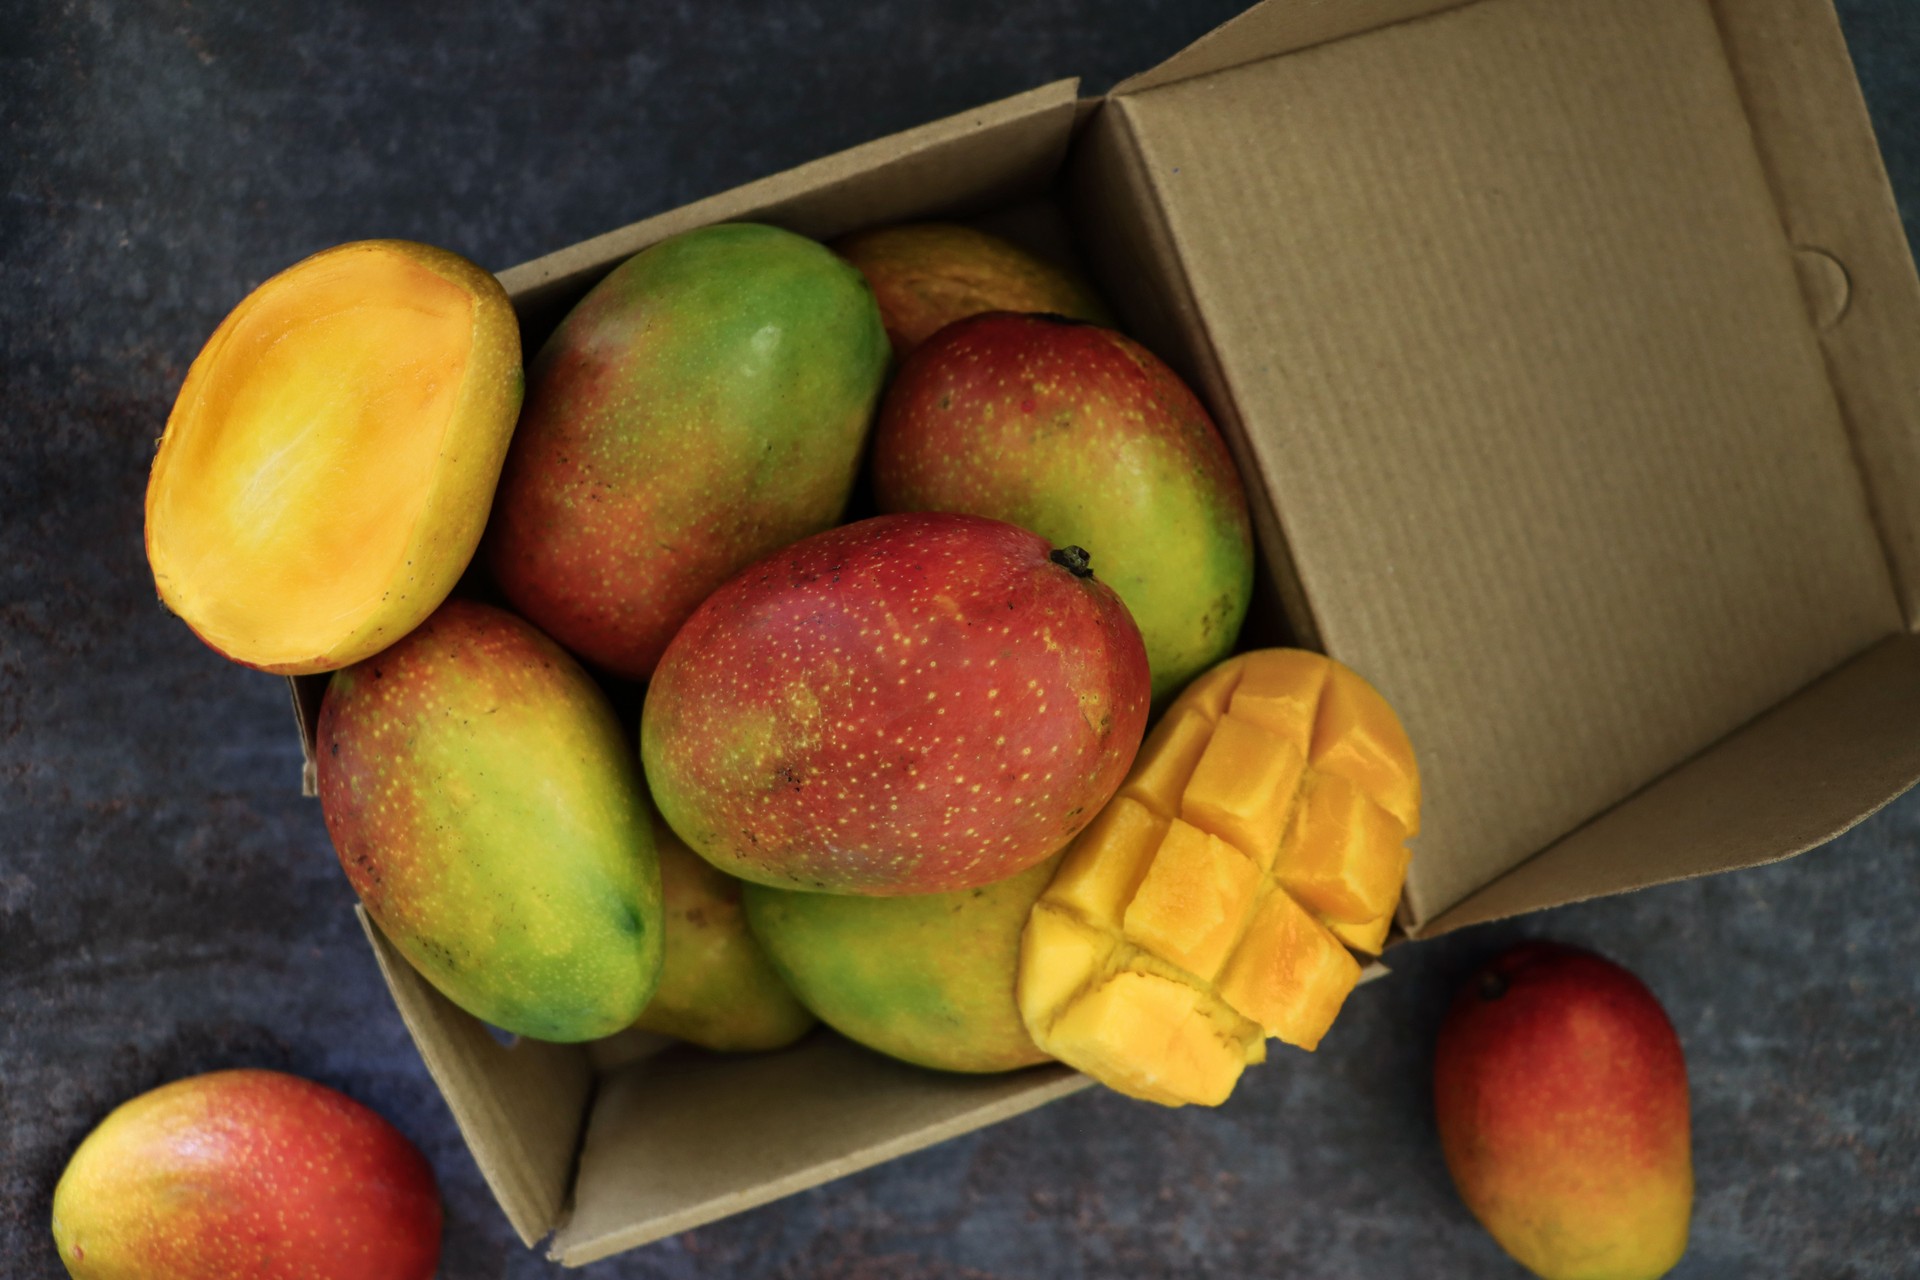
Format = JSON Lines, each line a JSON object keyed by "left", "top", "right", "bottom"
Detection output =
{"left": 5, "top": 1, "right": 1920, "bottom": 1276}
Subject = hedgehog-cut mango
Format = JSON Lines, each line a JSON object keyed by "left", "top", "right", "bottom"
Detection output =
{"left": 145, "top": 240, "right": 523, "bottom": 675}
{"left": 1016, "top": 649, "right": 1418, "bottom": 1106}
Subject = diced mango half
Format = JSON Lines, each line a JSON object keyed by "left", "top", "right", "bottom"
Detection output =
{"left": 1017, "top": 648, "right": 1418, "bottom": 1106}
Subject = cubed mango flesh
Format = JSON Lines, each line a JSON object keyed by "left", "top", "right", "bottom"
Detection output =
{"left": 1017, "top": 648, "right": 1418, "bottom": 1106}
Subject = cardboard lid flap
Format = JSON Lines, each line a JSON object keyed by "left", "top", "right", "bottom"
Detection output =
{"left": 1112, "top": 0, "right": 1474, "bottom": 96}
{"left": 1419, "top": 632, "right": 1920, "bottom": 936}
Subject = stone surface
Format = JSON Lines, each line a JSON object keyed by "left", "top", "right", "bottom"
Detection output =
{"left": 5, "top": 1, "right": 1919, "bottom": 1275}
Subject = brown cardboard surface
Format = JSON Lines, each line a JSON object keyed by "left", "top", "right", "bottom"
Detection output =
{"left": 551, "top": 1042, "right": 1089, "bottom": 1266}
{"left": 1423, "top": 631, "right": 1920, "bottom": 935}
{"left": 356, "top": 909, "right": 593, "bottom": 1246}
{"left": 1709, "top": 0, "right": 1920, "bottom": 624}
{"left": 497, "top": 79, "right": 1080, "bottom": 344}
{"left": 1109, "top": 0, "right": 1902, "bottom": 927}
{"left": 1112, "top": 0, "right": 1474, "bottom": 96}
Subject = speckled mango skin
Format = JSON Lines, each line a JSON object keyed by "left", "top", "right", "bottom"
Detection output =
{"left": 742, "top": 854, "right": 1058, "bottom": 1073}
{"left": 50, "top": 1070, "right": 440, "bottom": 1280}
{"left": 318, "top": 599, "right": 662, "bottom": 1042}
{"left": 874, "top": 312, "right": 1254, "bottom": 705}
{"left": 487, "top": 222, "right": 890, "bottom": 680}
{"left": 833, "top": 222, "right": 1113, "bottom": 359}
{"left": 641, "top": 512, "right": 1151, "bottom": 896}
{"left": 1436, "top": 943, "right": 1692, "bottom": 1280}
{"left": 634, "top": 807, "right": 816, "bottom": 1052}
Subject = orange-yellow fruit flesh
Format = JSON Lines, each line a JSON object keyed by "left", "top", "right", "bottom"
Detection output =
{"left": 147, "top": 242, "right": 512, "bottom": 673}
{"left": 1018, "top": 648, "right": 1418, "bottom": 1106}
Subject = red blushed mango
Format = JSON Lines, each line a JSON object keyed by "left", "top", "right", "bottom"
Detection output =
{"left": 319, "top": 600, "right": 663, "bottom": 1042}
{"left": 873, "top": 312, "right": 1254, "bottom": 705}
{"left": 487, "top": 223, "right": 889, "bottom": 680}
{"left": 1435, "top": 943, "right": 1692, "bottom": 1280}
{"left": 641, "top": 512, "right": 1151, "bottom": 896}
{"left": 146, "top": 239, "right": 522, "bottom": 675}
{"left": 50, "top": 1069, "right": 439, "bottom": 1280}
{"left": 834, "top": 222, "right": 1112, "bottom": 358}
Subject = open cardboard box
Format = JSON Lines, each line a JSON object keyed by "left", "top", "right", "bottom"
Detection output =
{"left": 286, "top": 0, "right": 1920, "bottom": 1264}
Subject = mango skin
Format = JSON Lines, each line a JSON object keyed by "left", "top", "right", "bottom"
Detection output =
{"left": 641, "top": 512, "right": 1152, "bottom": 896}
{"left": 742, "top": 855, "right": 1058, "bottom": 1073}
{"left": 1434, "top": 943, "right": 1692, "bottom": 1280}
{"left": 873, "top": 312, "right": 1255, "bottom": 705}
{"left": 146, "top": 239, "right": 522, "bottom": 675}
{"left": 488, "top": 222, "right": 890, "bottom": 680}
{"left": 635, "top": 809, "right": 816, "bottom": 1052}
{"left": 834, "top": 222, "right": 1113, "bottom": 358}
{"left": 318, "top": 599, "right": 663, "bottom": 1042}
{"left": 50, "top": 1070, "right": 439, "bottom": 1280}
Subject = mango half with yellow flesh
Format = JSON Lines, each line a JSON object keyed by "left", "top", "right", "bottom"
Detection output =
{"left": 146, "top": 240, "right": 522, "bottom": 674}
{"left": 318, "top": 599, "right": 662, "bottom": 1042}
{"left": 1017, "top": 649, "right": 1417, "bottom": 1106}
{"left": 635, "top": 811, "right": 815, "bottom": 1052}
{"left": 743, "top": 854, "right": 1058, "bottom": 1074}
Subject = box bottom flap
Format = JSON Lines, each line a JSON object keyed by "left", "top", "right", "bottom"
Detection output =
{"left": 550, "top": 1036, "right": 1089, "bottom": 1267}
{"left": 1419, "top": 630, "right": 1920, "bottom": 935}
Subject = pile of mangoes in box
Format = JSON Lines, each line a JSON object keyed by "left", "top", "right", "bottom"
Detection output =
{"left": 142, "top": 219, "right": 1419, "bottom": 1105}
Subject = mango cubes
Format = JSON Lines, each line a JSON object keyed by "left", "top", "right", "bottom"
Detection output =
{"left": 1017, "top": 649, "right": 1419, "bottom": 1106}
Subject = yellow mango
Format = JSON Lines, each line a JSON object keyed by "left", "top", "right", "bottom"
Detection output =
{"left": 1017, "top": 648, "right": 1418, "bottom": 1106}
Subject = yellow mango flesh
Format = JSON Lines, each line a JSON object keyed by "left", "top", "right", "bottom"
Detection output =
{"left": 1018, "top": 648, "right": 1418, "bottom": 1106}
{"left": 146, "top": 240, "right": 522, "bottom": 674}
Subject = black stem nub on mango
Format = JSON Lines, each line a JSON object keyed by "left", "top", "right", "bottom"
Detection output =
{"left": 1050, "top": 546, "right": 1094, "bottom": 579}
{"left": 1478, "top": 970, "right": 1510, "bottom": 1002}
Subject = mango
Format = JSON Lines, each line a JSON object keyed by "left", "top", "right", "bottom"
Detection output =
{"left": 642, "top": 512, "right": 1150, "bottom": 896}
{"left": 487, "top": 222, "right": 889, "bottom": 680}
{"left": 1017, "top": 649, "right": 1416, "bottom": 1106}
{"left": 51, "top": 1069, "right": 439, "bottom": 1280}
{"left": 873, "top": 311, "right": 1254, "bottom": 705}
{"left": 318, "top": 599, "right": 662, "bottom": 1042}
{"left": 834, "top": 222, "right": 1112, "bottom": 357}
{"left": 741, "top": 855, "right": 1058, "bottom": 1073}
{"left": 635, "top": 808, "right": 815, "bottom": 1052}
{"left": 145, "top": 239, "right": 522, "bottom": 674}
{"left": 1435, "top": 943, "right": 1692, "bottom": 1280}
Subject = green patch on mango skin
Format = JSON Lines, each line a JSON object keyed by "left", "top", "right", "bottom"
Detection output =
{"left": 634, "top": 811, "right": 815, "bottom": 1052}
{"left": 487, "top": 222, "right": 890, "bottom": 681}
{"left": 318, "top": 600, "right": 663, "bottom": 1043}
{"left": 741, "top": 854, "right": 1061, "bottom": 1074}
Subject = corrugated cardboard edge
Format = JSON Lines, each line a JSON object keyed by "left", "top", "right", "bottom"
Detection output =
{"left": 1420, "top": 632, "right": 1920, "bottom": 935}
{"left": 1707, "top": 0, "right": 1920, "bottom": 626}
{"left": 356, "top": 908, "right": 593, "bottom": 1247}
{"left": 496, "top": 78, "right": 1080, "bottom": 337}
{"left": 1111, "top": 0, "right": 1476, "bottom": 96}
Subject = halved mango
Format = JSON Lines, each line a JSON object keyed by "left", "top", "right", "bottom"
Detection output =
{"left": 1018, "top": 648, "right": 1418, "bottom": 1106}
{"left": 145, "top": 240, "right": 522, "bottom": 674}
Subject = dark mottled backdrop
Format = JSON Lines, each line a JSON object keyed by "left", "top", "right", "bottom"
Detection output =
{"left": 5, "top": 2, "right": 1919, "bottom": 1276}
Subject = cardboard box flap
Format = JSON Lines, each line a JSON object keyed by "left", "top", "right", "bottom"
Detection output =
{"left": 1103, "top": 0, "right": 1903, "bottom": 927}
{"left": 551, "top": 1041, "right": 1089, "bottom": 1267}
{"left": 1112, "top": 0, "right": 1474, "bottom": 96}
{"left": 1421, "top": 630, "right": 1920, "bottom": 935}
{"left": 356, "top": 910, "right": 593, "bottom": 1247}
{"left": 1709, "top": 0, "right": 1920, "bottom": 625}
{"left": 498, "top": 78, "right": 1081, "bottom": 345}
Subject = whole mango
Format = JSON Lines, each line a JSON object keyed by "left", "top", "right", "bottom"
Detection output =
{"left": 146, "top": 239, "right": 522, "bottom": 675}
{"left": 642, "top": 512, "right": 1151, "bottom": 896}
{"left": 318, "top": 599, "right": 662, "bottom": 1042}
{"left": 834, "top": 222, "right": 1112, "bottom": 358}
{"left": 487, "top": 222, "right": 890, "bottom": 680}
{"left": 743, "top": 854, "right": 1058, "bottom": 1073}
{"left": 1435, "top": 943, "right": 1692, "bottom": 1280}
{"left": 635, "top": 808, "right": 815, "bottom": 1052}
{"left": 50, "top": 1069, "right": 439, "bottom": 1280}
{"left": 873, "top": 312, "right": 1254, "bottom": 705}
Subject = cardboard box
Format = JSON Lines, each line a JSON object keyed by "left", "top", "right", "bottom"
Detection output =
{"left": 287, "top": 0, "right": 1920, "bottom": 1264}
